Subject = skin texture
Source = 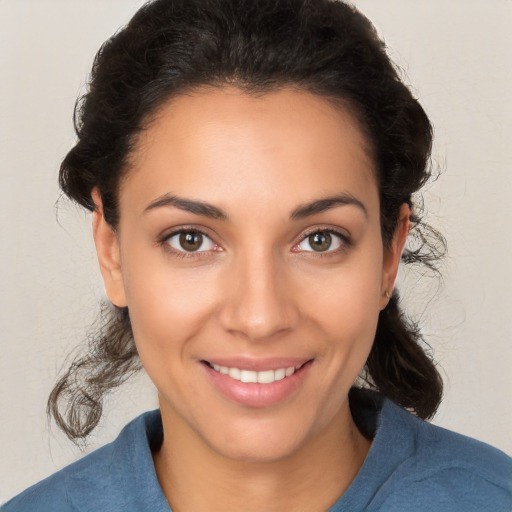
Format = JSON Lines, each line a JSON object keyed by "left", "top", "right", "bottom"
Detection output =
{"left": 92, "top": 87, "right": 409, "bottom": 512}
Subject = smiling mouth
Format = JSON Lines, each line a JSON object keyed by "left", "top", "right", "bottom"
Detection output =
{"left": 203, "top": 361, "right": 309, "bottom": 384}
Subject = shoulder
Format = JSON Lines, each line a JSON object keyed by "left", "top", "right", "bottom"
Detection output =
{"left": 2, "top": 441, "right": 119, "bottom": 512}
{"left": 375, "top": 400, "right": 512, "bottom": 511}
{"left": 1, "top": 410, "right": 165, "bottom": 512}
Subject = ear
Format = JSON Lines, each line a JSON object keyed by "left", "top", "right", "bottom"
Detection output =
{"left": 379, "top": 203, "right": 410, "bottom": 310}
{"left": 91, "top": 188, "right": 127, "bottom": 308}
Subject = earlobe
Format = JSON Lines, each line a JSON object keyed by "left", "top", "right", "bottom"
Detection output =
{"left": 91, "top": 189, "right": 127, "bottom": 308}
{"left": 380, "top": 203, "right": 410, "bottom": 309}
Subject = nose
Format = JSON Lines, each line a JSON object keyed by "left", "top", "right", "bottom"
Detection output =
{"left": 218, "top": 250, "right": 300, "bottom": 342}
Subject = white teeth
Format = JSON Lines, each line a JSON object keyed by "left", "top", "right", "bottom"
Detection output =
{"left": 209, "top": 363, "right": 302, "bottom": 384}
{"left": 257, "top": 370, "right": 275, "bottom": 384}
{"left": 240, "top": 370, "right": 258, "bottom": 383}
{"left": 229, "top": 367, "right": 241, "bottom": 380}
{"left": 274, "top": 368, "right": 286, "bottom": 381}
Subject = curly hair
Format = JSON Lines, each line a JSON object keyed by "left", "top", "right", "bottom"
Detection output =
{"left": 50, "top": 0, "right": 445, "bottom": 441}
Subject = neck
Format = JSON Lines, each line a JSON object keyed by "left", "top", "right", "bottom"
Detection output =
{"left": 153, "top": 400, "right": 371, "bottom": 512}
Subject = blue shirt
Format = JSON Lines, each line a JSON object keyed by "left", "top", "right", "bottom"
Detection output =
{"left": 3, "top": 390, "right": 511, "bottom": 511}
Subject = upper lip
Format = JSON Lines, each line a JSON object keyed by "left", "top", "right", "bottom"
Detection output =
{"left": 201, "top": 357, "right": 312, "bottom": 372}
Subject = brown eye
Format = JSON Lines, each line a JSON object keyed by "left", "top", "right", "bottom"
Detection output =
{"left": 179, "top": 232, "right": 203, "bottom": 251}
{"left": 166, "top": 230, "right": 215, "bottom": 253}
{"left": 308, "top": 231, "right": 332, "bottom": 252}
{"left": 295, "top": 229, "right": 345, "bottom": 253}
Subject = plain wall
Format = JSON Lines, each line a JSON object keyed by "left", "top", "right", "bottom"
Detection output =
{"left": 1, "top": 0, "right": 511, "bottom": 503}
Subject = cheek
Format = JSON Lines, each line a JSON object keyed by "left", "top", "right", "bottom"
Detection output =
{"left": 120, "top": 249, "right": 220, "bottom": 358}
{"left": 297, "top": 245, "right": 384, "bottom": 371}
{"left": 303, "top": 255, "right": 383, "bottom": 330}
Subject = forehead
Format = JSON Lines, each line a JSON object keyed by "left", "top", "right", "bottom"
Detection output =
{"left": 122, "top": 86, "right": 378, "bottom": 216}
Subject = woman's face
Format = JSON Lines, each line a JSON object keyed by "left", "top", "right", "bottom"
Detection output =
{"left": 94, "top": 87, "right": 406, "bottom": 462}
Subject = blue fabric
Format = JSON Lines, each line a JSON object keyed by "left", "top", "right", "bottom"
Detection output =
{"left": 3, "top": 391, "right": 511, "bottom": 511}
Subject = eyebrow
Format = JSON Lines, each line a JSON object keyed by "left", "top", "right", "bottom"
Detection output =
{"left": 290, "top": 193, "right": 368, "bottom": 220}
{"left": 143, "top": 192, "right": 367, "bottom": 221}
{"left": 144, "top": 193, "right": 228, "bottom": 220}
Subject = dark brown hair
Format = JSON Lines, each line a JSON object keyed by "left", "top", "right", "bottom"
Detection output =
{"left": 50, "top": 0, "right": 445, "bottom": 441}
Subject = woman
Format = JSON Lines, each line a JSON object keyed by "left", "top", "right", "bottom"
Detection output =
{"left": 3, "top": 0, "right": 511, "bottom": 510}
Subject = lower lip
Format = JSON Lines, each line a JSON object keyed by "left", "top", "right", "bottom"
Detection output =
{"left": 202, "top": 361, "right": 313, "bottom": 408}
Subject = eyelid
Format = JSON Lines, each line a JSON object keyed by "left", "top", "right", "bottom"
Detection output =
{"left": 159, "top": 224, "right": 217, "bottom": 242}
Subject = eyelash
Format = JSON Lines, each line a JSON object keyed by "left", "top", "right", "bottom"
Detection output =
{"left": 158, "top": 226, "right": 351, "bottom": 259}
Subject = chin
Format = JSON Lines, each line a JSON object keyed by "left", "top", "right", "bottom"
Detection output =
{"left": 196, "top": 408, "right": 326, "bottom": 464}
